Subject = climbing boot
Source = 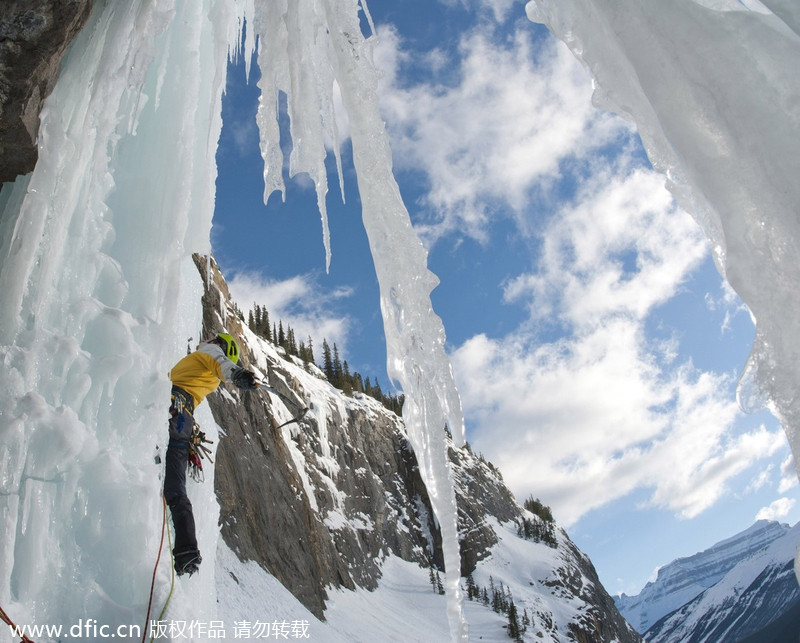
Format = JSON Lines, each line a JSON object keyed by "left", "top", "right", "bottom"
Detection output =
{"left": 174, "top": 549, "right": 202, "bottom": 576}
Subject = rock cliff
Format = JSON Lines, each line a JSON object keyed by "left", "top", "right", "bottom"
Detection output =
{"left": 195, "top": 253, "right": 641, "bottom": 642}
{"left": 0, "top": 0, "right": 93, "bottom": 184}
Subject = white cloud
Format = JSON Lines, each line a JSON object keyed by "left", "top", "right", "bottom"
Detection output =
{"left": 746, "top": 466, "right": 773, "bottom": 493}
{"left": 756, "top": 497, "right": 796, "bottom": 521}
{"left": 227, "top": 271, "right": 353, "bottom": 354}
{"left": 450, "top": 154, "right": 784, "bottom": 527}
{"left": 374, "top": 24, "right": 629, "bottom": 245}
{"left": 433, "top": 0, "right": 517, "bottom": 22}
{"left": 371, "top": 2, "right": 787, "bottom": 531}
{"left": 455, "top": 326, "right": 787, "bottom": 527}
{"left": 452, "top": 321, "right": 788, "bottom": 526}
{"left": 503, "top": 166, "right": 708, "bottom": 331}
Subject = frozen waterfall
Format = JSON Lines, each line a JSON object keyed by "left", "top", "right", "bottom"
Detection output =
{"left": 0, "top": 0, "right": 467, "bottom": 640}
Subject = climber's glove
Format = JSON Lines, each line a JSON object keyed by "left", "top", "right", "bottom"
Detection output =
{"left": 233, "top": 369, "right": 259, "bottom": 391}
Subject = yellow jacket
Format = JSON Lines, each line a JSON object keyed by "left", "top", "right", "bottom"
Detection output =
{"left": 169, "top": 342, "right": 239, "bottom": 408}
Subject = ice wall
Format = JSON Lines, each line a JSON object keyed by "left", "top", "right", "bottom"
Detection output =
{"left": 0, "top": 0, "right": 242, "bottom": 635}
{"left": 0, "top": 0, "right": 468, "bottom": 639}
{"left": 524, "top": 1, "right": 800, "bottom": 477}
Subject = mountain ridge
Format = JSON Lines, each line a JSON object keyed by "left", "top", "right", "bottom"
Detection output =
{"left": 645, "top": 521, "right": 800, "bottom": 642}
{"left": 615, "top": 519, "right": 791, "bottom": 633}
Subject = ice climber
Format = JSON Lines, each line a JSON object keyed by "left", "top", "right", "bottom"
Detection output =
{"left": 166, "top": 332, "right": 259, "bottom": 576}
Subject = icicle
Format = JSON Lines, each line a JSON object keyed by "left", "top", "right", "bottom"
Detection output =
{"left": 247, "top": 0, "right": 468, "bottom": 639}
{"left": 252, "top": 0, "right": 344, "bottom": 272}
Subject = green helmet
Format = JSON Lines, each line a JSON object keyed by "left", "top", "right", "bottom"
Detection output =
{"left": 217, "top": 333, "right": 240, "bottom": 364}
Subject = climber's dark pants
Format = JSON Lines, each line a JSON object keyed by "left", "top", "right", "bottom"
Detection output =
{"left": 164, "top": 386, "right": 198, "bottom": 556}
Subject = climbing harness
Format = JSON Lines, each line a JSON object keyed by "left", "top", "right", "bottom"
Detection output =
{"left": 168, "top": 387, "right": 210, "bottom": 482}
{"left": 188, "top": 424, "right": 214, "bottom": 483}
{"left": 170, "top": 390, "right": 192, "bottom": 425}
{"left": 0, "top": 605, "right": 35, "bottom": 643}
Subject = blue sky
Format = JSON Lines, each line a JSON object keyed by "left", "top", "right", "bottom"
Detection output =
{"left": 212, "top": 0, "right": 800, "bottom": 597}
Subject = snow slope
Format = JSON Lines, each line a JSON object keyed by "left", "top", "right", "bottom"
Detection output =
{"left": 215, "top": 518, "right": 630, "bottom": 643}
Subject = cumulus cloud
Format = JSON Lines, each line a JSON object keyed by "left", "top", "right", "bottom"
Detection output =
{"left": 450, "top": 142, "right": 783, "bottom": 527}
{"left": 374, "top": 24, "right": 629, "bottom": 245}
{"left": 227, "top": 271, "right": 353, "bottom": 353}
{"left": 503, "top": 165, "right": 708, "bottom": 331}
{"left": 453, "top": 325, "right": 785, "bottom": 526}
{"left": 370, "top": 6, "right": 789, "bottom": 530}
{"left": 756, "top": 497, "right": 796, "bottom": 521}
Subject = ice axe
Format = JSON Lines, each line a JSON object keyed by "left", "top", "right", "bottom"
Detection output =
{"left": 258, "top": 383, "right": 311, "bottom": 428}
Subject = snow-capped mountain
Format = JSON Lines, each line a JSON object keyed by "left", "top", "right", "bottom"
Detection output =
{"left": 615, "top": 520, "right": 800, "bottom": 641}
{"left": 615, "top": 520, "right": 792, "bottom": 633}
{"left": 645, "top": 521, "right": 800, "bottom": 642}
{"left": 200, "top": 253, "right": 641, "bottom": 642}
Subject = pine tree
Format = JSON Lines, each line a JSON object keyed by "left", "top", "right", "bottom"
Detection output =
{"left": 524, "top": 496, "right": 554, "bottom": 523}
{"left": 371, "top": 377, "right": 383, "bottom": 400}
{"left": 305, "top": 335, "right": 315, "bottom": 364}
{"left": 332, "top": 343, "right": 343, "bottom": 388}
{"left": 322, "top": 339, "right": 334, "bottom": 382}
{"left": 507, "top": 598, "right": 521, "bottom": 642}
{"left": 277, "top": 321, "right": 285, "bottom": 349}
{"left": 465, "top": 574, "right": 479, "bottom": 600}
{"left": 262, "top": 308, "right": 271, "bottom": 342}
{"left": 342, "top": 360, "right": 353, "bottom": 395}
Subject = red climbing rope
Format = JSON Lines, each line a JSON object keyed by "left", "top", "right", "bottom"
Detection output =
{"left": 141, "top": 494, "right": 168, "bottom": 643}
{"left": 0, "top": 604, "right": 36, "bottom": 643}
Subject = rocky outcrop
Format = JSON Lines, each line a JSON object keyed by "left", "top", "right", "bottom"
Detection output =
{"left": 195, "top": 253, "right": 640, "bottom": 641}
{"left": 0, "top": 0, "right": 93, "bottom": 184}
{"left": 195, "top": 254, "right": 440, "bottom": 618}
{"left": 560, "top": 537, "right": 643, "bottom": 643}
